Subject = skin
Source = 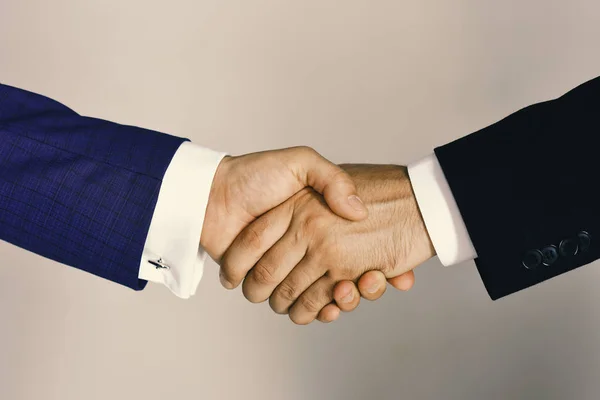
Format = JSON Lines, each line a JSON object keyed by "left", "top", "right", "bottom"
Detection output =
{"left": 322, "top": 269, "right": 417, "bottom": 322}
{"left": 200, "top": 147, "right": 416, "bottom": 322}
{"left": 200, "top": 146, "right": 369, "bottom": 265}
{"left": 221, "top": 164, "right": 436, "bottom": 325}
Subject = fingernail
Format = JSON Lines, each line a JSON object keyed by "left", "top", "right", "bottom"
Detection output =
{"left": 366, "top": 283, "right": 380, "bottom": 294}
{"left": 340, "top": 291, "right": 354, "bottom": 303}
{"left": 219, "top": 270, "right": 232, "bottom": 289}
{"left": 348, "top": 195, "right": 366, "bottom": 212}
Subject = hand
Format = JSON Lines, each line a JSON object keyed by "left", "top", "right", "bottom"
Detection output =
{"left": 320, "top": 269, "right": 418, "bottom": 323}
{"left": 221, "top": 164, "right": 436, "bottom": 324}
{"left": 200, "top": 147, "right": 368, "bottom": 279}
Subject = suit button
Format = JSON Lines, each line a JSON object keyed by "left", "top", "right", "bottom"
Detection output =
{"left": 522, "top": 249, "right": 543, "bottom": 270}
{"left": 541, "top": 245, "right": 559, "bottom": 266}
{"left": 578, "top": 231, "right": 591, "bottom": 252}
{"left": 559, "top": 238, "right": 579, "bottom": 256}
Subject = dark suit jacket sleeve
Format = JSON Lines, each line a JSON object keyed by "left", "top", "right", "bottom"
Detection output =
{"left": 0, "top": 83, "right": 187, "bottom": 290}
{"left": 434, "top": 75, "right": 600, "bottom": 300}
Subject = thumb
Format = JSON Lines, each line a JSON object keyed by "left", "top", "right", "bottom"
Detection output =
{"left": 288, "top": 146, "right": 368, "bottom": 221}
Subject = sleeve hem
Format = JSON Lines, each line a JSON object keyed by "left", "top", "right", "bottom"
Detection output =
{"left": 408, "top": 154, "right": 477, "bottom": 266}
{"left": 139, "top": 142, "right": 227, "bottom": 298}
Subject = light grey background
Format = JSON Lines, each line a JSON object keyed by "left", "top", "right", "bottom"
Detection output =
{"left": 2, "top": 1, "right": 600, "bottom": 399}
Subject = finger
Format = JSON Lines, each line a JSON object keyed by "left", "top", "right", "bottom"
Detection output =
{"left": 332, "top": 280, "right": 361, "bottom": 312}
{"left": 289, "top": 275, "right": 335, "bottom": 325}
{"left": 288, "top": 147, "right": 368, "bottom": 222}
{"left": 357, "top": 270, "right": 388, "bottom": 301}
{"left": 387, "top": 270, "right": 415, "bottom": 291}
{"left": 241, "top": 228, "right": 310, "bottom": 303}
{"left": 317, "top": 303, "right": 341, "bottom": 323}
{"left": 269, "top": 255, "right": 326, "bottom": 314}
{"left": 220, "top": 201, "right": 294, "bottom": 289}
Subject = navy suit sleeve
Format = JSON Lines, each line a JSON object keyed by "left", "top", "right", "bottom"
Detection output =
{"left": 435, "top": 76, "right": 600, "bottom": 299}
{"left": 0, "top": 83, "right": 187, "bottom": 290}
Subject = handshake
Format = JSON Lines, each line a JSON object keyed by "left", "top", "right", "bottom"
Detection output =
{"left": 201, "top": 147, "right": 436, "bottom": 324}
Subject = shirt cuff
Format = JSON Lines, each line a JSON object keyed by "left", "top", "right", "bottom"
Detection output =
{"left": 138, "top": 141, "right": 227, "bottom": 298}
{"left": 408, "top": 154, "right": 477, "bottom": 266}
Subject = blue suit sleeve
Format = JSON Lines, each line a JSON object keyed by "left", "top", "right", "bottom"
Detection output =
{"left": 0, "top": 83, "right": 187, "bottom": 290}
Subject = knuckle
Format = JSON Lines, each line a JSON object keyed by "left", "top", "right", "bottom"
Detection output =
{"left": 319, "top": 236, "right": 339, "bottom": 256}
{"left": 289, "top": 224, "right": 305, "bottom": 247}
{"left": 275, "top": 281, "right": 299, "bottom": 303}
{"left": 240, "top": 225, "right": 264, "bottom": 251}
{"left": 300, "top": 214, "right": 325, "bottom": 235}
{"left": 297, "top": 145, "right": 316, "bottom": 156}
{"left": 251, "top": 261, "right": 278, "bottom": 286}
{"left": 298, "top": 295, "right": 320, "bottom": 314}
{"left": 329, "top": 168, "right": 350, "bottom": 184}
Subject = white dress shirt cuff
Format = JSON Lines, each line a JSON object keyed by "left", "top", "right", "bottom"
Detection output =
{"left": 408, "top": 154, "right": 477, "bottom": 266}
{"left": 138, "top": 141, "right": 227, "bottom": 298}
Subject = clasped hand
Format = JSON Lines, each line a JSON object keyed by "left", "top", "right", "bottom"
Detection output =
{"left": 201, "top": 147, "right": 435, "bottom": 324}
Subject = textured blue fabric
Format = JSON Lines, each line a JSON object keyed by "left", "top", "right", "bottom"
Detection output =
{"left": 0, "top": 83, "right": 187, "bottom": 290}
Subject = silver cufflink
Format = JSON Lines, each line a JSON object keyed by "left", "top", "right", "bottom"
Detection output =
{"left": 148, "top": 258, "right": 170, "bottom": 270}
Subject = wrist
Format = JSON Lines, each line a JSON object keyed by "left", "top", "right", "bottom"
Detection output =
{"left": 404, "top": 171, "right": 437, "bottom": 262}
{"left": 340, "top": 164, "right": 435, "bottom": 271}
{"left": 200, "top": 156, "right": 232, "bottom": 261}
{"left": 388, "top": 166, "right": 436, "bottom": 268}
